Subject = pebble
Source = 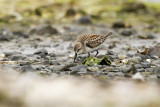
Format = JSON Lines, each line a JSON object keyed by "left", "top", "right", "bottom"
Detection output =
{"left": 32, "top": 65, "right": 45, "bottom": 71}
{"left": 132, "top": 72, "right": 144, "bottom": 81}
{"left": 61, "top": 63, "right": 77, "bottom": 71}
{"left": 145, "top": 68, "right": 154, "bottom": 73}
{"left": 87, "top": 67, "right": 100, "bottom": 72}
{"left": 13, "top": 31, "right": 29, "bottom": 38}
{"left": 154, "top": 67, "right": 160, "bottom": 75}
{"left": 78, "top": 16, "right": 92, "bottom": 24}
{"left": 51, "top": 66, "right": 63, "bottom": 72}
{"left": 146, "top": 59, "right": 151, "bottom": 63}
{"left": 70, "top": 65, "right": 87, "bottom": 72}
{"left": 121, "top": 64, "right": 136, "bottom": 73}
{"left": 105, "top": 67, "right": 120, "bottom": 72}
{"left": 79, "top": 68, "right": 87, "bottom": 72}
{"left": 115, "top": 72, "right": 124, "bottom": 77}
{"left": 19, "top": 65, "right": 34, "bottom": 72}
{"left": 120, "top": 29, "right": 133, "bottom": 36}
{"left": 4, "top": 52, "right": 21, "bottom": 57}
{"left": 77, "top": 68, "right": 88, "bottom": 74}
{"left": 34, "top": 49, "right": 48, "bottom": 55}
{"left": 49, "top": 53, "right": 56, "bottom": 57}
{"left": 65, "top": 8, "right": 76, "bottom": 16}
{"left": 135, "top": 64, "right": 143, "bottom": 69}
{"left": 118, "top": 55, "right": 127, "bottom": 59}
{"left": 141, "top": 62, "right": 152, "bottom": 68}
{"left": 40, "top": 70, "right": 51, "bottom": 75}
{"left": 136, "top": 68, "right": 145, "bottom": 72}
{"left": 138, "top": 34, "right": 155, "bottom": 39}
{"left": 10, "top": 55, "right": 26, "bottom": 61}
{"left": 112, "top": 21, "right": 125, "bottom": 28}
{"left": 0, "top": 29, "right": 14, "bottom": 41}
{"left": 122, "top": 59, "right": 129, "bottom": 64}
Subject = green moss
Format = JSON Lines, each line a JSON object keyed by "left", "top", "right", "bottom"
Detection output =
{"left": 83, "top": 56, "right": 112, "bottom": 66}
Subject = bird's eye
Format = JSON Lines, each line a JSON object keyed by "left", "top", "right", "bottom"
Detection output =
{"left": 77, "top": 48, "right": 80, "bottom": 52}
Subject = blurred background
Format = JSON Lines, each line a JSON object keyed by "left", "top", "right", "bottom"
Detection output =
{"left": 0, "top": 0, "right": 160, "bottom": 31}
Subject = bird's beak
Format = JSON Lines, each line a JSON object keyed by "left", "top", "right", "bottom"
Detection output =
{"left": 74, "top": 53, "right": 77, "bottom": 62}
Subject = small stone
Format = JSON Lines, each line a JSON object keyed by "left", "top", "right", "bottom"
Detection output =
{"left": 146, "top": 59, "right": 151, "bottom": 63}
{"left": 121, "top": 64, "right": 136, "bottom": 73}
{"left": 4, "top": 52, "right": 21, "bottom": 57}
{"left": 65, "top": 8, "right": 76, "bottom": 16}
{"left": 34, "top": 49, "right": 48, "bottom": 55}
{"left": 78, "top": 16, "right": 92, "bottom": 24}
{"left": 141, "top": 62, "right": 152, "bottom": 68}
{"left": 10, "top": 55, "right": 26, "bottom": 61}
{"left": 145, "top": 68, "right": 154, "bottom": 73}
{"left": 41, "top": 60, "right": 54, "bottom": 65}
{"left": 136, "top": 68, "right": 145, "bottom": 72}
{"left": 112, "top": 21, "right": 125, "bottom": 28}
{"left": 49, "top": 53, "right": 56, "bottom": 57}
{"left": 118, "top": 55, "right": 127, "bottom": 59}
{"left": 133, "top": 56, "right": 142, "bottom": 63}
{"left": 0, "top": 29, "right": 14, "bottom": 41}
{"left": 79, "top": 68, "right": 87, "bottom": 72}
{"left": 105, "top": 67, "right": 115, "bottom": 72}
{"left": 107, "top": 50, "right": 115, "bottom": 55}
{"left": 87, "top": 67, "right": 99, "bottom": 72}
{"left": 124, "top": 73, "right": 132, "bottom": 78}
{"left": 19, "top": 65, "right": 34, "bottom": 72}
{"left": 154, "top": 67, "right": 160, "bottom": 75}
{"left": 122, "top": 59, "right": 129, "bottom": 64}
{"left": 13, "top": 31, "right": 29, "bottom": 38}
{"left": 51, "top": 66, "right": 63, "bottom": 71}
{"left": 40, "top": 70, "right": 51, "bottom": 75}
{"left": 69, "top": 65, "right": 87, "bottom": 72}
{"left": 150, "top": 44, "right": 160, "bottom": 57}
{"left": 138, "top": 34, "right": 155, "bottom": 39}
{"left": 115, "top": 72, "right": 124, "bottom": 77}
{"left": 157, "top": 75, "right": 160, "bottom": 78}
{"left": 105, "top": 67, "right": 119, "bottom": 72}
{"left": 77, "top": 68, "right": 88, "bottom": 74}
{"left": 121, "top": 29, "right": 133, "bottom": 36}
{"left": 0, "top": 53, "right": 5, "bottom": 58}
{"left": 39, "top": 53, "right": 47, "bottom": 58}
{"left": 135, "top": 64, "right": 143, "bottom": 69}
{"left": 108, "top": 43, "right": 116, "bottom": 49}
{"left": 19, "top": 62, "right": 31, "bottom": 66}
{"left": 132, "top": 72, "right": 144, "bottom": 81}
{"left": 148, "top": 75, "right": 158, "bottom": 80}
{"left": 61, "top": 63, "right": 77, "bottom": 71}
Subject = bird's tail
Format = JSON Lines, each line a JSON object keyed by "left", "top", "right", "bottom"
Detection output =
{"left": 105, "top": 32, "right": 112, "bottom": 38}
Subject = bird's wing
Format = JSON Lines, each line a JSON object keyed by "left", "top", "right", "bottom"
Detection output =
{"left": 86, "top": 34, "right": 104, "bottom": 48}
{"left": 76, "top": 34, "right": 90, "bottom": 42}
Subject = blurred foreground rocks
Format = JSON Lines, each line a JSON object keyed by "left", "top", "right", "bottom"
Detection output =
{"left": 120, "top": 1, "right": 147, "bottom": 13}
{"left": 29, "top": 24, "right": 58, "bottom": 35}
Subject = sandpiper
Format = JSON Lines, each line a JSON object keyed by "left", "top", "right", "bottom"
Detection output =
{"left": 74, "top": 32, "right": 112, "bottom": 62}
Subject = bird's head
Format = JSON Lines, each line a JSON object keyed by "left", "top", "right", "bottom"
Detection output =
{"left": 73, "top": 42, "right": 83, "bottom": 62}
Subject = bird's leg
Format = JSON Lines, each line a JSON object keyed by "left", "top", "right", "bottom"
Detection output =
{"left": 88, "top": 52, "right": 90, "bottom": 58}
{"left": 95, "top": 50, "right": 99, "bottom": 57}
{"left": 74, "top": 53, "right": 77, "bottom": 62}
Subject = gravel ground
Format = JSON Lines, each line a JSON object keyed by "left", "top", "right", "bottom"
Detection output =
{"left": 0, "top": 23, "right": 160, "bottom": 107}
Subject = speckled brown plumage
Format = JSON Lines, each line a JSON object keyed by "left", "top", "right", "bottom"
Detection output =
{"left": 73, "top": 32, "right": 112, "bottom": 62}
